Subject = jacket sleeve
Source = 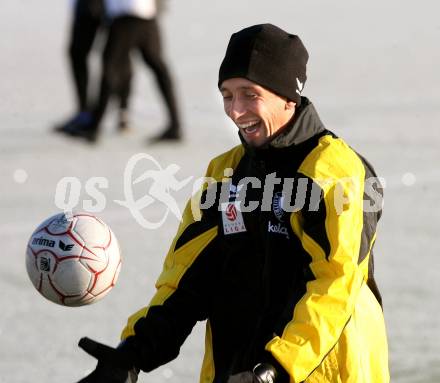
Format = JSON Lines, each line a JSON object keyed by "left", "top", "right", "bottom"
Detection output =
{"left": 119, "top": 185, "right": 220, "bottom": 371}
{"left": 265, "top": 136, "right": 381, "bottom": 382}
{"left": 119, "top": 145, "right": 245, "bottom": 372}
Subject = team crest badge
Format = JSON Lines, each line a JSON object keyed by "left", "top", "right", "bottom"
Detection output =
{"left": 272, "top": 192, "right": 285, "bottom": 222}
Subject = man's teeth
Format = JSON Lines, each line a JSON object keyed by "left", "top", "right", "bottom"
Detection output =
{"left": 237, "top": 121, "right": 259, "bottom": 130}
{"left": 245, "top": 126, "right": 258, "bottom": 133}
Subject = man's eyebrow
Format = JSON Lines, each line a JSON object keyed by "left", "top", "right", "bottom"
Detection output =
{"left": 220, "top": 86, "right": 257, "bottom": 93}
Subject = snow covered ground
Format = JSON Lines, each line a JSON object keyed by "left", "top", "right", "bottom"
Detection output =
{"left": 1, "top": 0, "right": 439, "bottom": 381}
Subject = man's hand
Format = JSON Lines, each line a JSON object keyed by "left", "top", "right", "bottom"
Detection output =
{"left": 76, "top": 337, "right": 138, "bottom": 383}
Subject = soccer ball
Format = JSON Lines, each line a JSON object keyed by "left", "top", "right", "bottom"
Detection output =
{"left": 25, "top": 212, "right": 122, "bottom": 307}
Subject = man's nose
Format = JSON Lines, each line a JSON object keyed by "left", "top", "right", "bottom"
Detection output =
{"left": 228, "top": 98, "right": 246, "bottom": 120}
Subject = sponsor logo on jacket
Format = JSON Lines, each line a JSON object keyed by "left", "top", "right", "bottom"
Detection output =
{"left": 268, "top": 221, "right": 289, "bottom": 239}
{"left": 228, "top": 183, "right": 243, "bottom": 200}
{"left": 221, "top": 202, "right": 246, "bottom": 235}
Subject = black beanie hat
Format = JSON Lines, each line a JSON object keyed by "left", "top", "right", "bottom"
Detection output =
{"left": 218, "top": 24, "right": 308, "bottom": 105}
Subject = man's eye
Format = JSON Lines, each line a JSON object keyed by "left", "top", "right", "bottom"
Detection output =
{"left": 222, "top": 95, "right": 232, "bottom": 100}
{"left": 245, "top": 93, "right": 257, "bottom": 99}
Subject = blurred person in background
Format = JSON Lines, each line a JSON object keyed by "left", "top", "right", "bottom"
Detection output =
{"left": 57, "top": 0, "right": 181, "bottom": 143}
{"left": 74, "top": 24, "right": 389, "bottom": 383}
{"left": 55, "top": 0, "right": 131, "bottom": 133}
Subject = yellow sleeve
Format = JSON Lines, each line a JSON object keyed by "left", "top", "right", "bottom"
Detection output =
{"left": 266, "top": 136, "right": 373, "bottom": 382}
{"left": 120, "top": 199, "right": 218, "bottom": 340}
{"left": 121, "top": 145, "right": 245, "bottom": 340}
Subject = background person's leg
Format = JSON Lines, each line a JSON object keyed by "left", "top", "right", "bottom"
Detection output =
{"left": 94, "top": 17, "right": 134, "bottom": 127}
{"left": 137, "top": 18, "right": 181, "bottom": 141}
{"left": 68, "top": 0, "right": 104, "bottom": 113}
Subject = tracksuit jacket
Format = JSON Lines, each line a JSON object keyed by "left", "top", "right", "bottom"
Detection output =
{"left": 121, "top": 98, "right": 390, "bottom": 382}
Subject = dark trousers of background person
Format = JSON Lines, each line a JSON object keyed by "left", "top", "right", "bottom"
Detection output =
{"left": 91, "top": 16, "right": 181, "bottom": 138}
{"left": 69, "top": 0, "right": 104, "bottom": 112}
{"left": 69, "top": 0, "right": 129, "bottom": 117}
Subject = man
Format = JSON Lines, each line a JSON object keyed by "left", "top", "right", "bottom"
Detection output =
{"left": 76, "top": 24, "right": 389, "bottom": 382}
{"left": 59, "top": 0, "right": 181, "bottom": 143}
{"left": 56, "top": 0, "right": 131, "bottom": 133}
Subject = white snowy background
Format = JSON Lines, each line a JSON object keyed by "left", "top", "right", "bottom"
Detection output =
{"left": 1, "top": 0, "right": 439, "bottom": 382}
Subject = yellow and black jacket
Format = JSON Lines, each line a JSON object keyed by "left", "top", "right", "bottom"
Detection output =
{"left": 121, "top": 98, "right": 389, "bottom": 382}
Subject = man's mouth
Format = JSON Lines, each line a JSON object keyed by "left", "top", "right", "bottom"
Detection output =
{"left": 236, "top": 120, "right": 260, "bottom": 135}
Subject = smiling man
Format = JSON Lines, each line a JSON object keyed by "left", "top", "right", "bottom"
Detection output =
{"left": 220, "top": 78, "right": 296, "bottom": 148}
{"left": 75, "top": 24, "right": 389, "bottom": 383}
{"left": 218, "top": 23, "right": 307, "bottom": 149}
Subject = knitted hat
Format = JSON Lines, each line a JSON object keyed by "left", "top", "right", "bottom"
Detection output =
{"left": 218, "top": 24, "right": 308, "bottom": 105}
